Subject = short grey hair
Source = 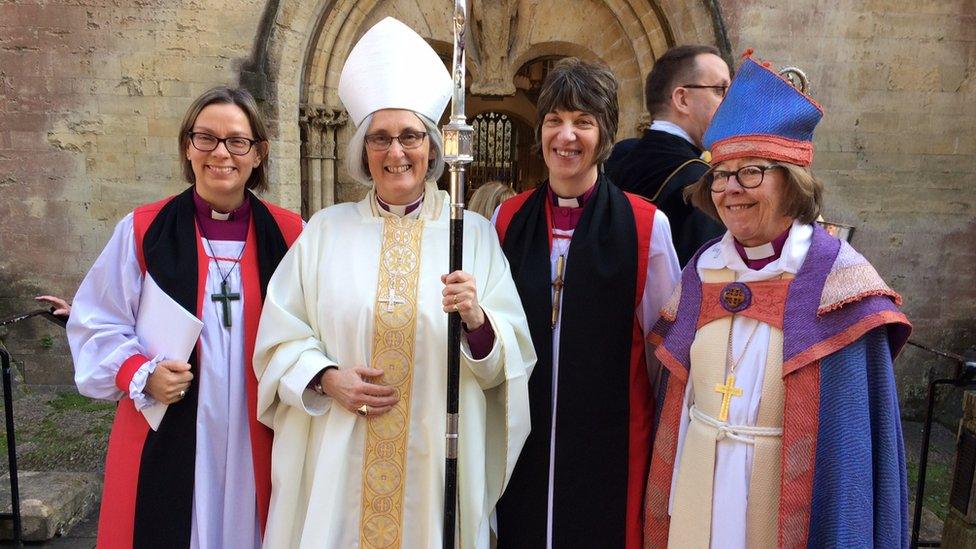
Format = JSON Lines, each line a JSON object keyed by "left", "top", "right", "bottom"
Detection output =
{"left": 345, "top": 112, "right": 446, "bottom": 185}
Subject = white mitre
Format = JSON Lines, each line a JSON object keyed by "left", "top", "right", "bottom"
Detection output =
{"left": 338, "top": 17, "right": 452, "bottom": 127}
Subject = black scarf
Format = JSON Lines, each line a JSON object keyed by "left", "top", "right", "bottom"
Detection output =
{"left": 496, "top": 175, "right": 640, "bottom": 547}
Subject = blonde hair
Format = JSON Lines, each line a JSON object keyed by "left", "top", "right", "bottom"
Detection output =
{"left": 468, "top": 181, "right": 516, "bottom": 219}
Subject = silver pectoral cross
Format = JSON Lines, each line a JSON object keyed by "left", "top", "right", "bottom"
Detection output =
{"left": 378, "top": 284, "right": 405, "bottom": 312}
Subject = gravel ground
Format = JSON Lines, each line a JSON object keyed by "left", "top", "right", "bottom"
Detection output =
{"left": 0, "top": 389, "right": 113, "bottom": 476}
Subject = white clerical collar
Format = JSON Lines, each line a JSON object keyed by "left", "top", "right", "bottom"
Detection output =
{"left": 742, "top": 242, "right": 775, "bottom": 260}
{"left": 650, "top": 120, "right": 696, "bottom": 147}
{"left": 698, "top": 221, "right": 813, "bottom": 281}
{"left": 211, "top": 210, "right": 230, "bottom": 221}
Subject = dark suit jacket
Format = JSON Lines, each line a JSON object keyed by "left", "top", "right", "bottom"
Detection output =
{"left": 606, "top": 129, "right": 725, "bottom": 266}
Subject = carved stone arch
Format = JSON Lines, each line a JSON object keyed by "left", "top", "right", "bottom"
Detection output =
{"left": 242, "top": 0, "right": 728, "bottom": 211}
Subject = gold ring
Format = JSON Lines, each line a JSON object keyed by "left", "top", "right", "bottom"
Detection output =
{"left": 357, "top": 404, "right": 368, "bottom": 417}
{"left": 453, "top": 302, "right": 460, "bottom": 312}
{"left": 178, "top": 389, "right": 186, "bottom": 399}
{"left": 453, "top": 295, "right": 459, "bottom": 305}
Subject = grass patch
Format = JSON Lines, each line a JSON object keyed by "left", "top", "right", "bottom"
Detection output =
{"left": 48, "top": 392, "right": 115, "bottom": 414}
{"left": 908, "top": 461, "right": 952, "bottom": 521}
{"left": 0, "top": 392, "right": 115, "bottom": 473}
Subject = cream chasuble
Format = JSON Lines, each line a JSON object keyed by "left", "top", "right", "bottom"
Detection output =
{"left": 667, "top": 222, "right": 812, "bottom": 549}
{"left": 253, "top": 183, "right": 535, "bottom": 549}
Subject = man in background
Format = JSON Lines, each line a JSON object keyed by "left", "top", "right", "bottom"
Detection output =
{"left": 606, "top": 45, "right": 729, "bottom": 265}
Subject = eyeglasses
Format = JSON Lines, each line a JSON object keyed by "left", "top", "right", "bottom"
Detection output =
{"left": 364, "top": 131, "right": 428, "bottom": 151}
{"left": 188, "top": 132, "right": 260, "bottom": 156}
{"left": 707, "top": 164, "right": 784, "bottom": 192}
{"left": 680, "top": 84, "right": 729, "bottom": 98}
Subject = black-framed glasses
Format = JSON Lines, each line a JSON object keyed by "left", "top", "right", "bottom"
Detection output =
{"left": 364, "top": 131, "right": 428, "bottom": 151}
{"left": 681, "top": 83, "right": 729, "bottom": 97}
{"left": 707, "top": 164, "right": 784, "bottom": 192}
{"left": 188, "top": 132, "right": 260, "bottom": 156}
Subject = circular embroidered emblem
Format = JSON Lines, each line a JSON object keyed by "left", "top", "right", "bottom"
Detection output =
{"left": 720, "top": 282, "right": 751, "bottom": 313}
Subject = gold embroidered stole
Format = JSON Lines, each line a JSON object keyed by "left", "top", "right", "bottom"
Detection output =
{"left": 360, "top": 217, "right": 424, "bottom": 549}
{"left": 668, "top": 268, "right": 785, "bottom": 549}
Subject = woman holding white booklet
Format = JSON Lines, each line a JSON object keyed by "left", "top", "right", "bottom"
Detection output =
{"left": 67, "top": 86, "right": 302, "bottom": 549}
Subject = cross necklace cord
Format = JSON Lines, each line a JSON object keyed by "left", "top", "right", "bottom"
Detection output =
{"left": 714, "top": 317, "right": 760, "bottom": 422}
{"left": 197, "top": 215, "right": 246, "bottom": 328}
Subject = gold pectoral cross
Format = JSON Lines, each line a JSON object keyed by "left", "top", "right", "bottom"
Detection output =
{"left": 551, "top": 254, "right": 566, "bottom": 328}
{"left": 714, "top": 372, "right": 743, "bottom": 422}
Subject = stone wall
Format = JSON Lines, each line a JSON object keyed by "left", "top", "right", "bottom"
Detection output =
{"left": 1, "top": 0, "right": 973, "bottom": 417}
{"left": 0, "top": 0, "right": 266, "bottom": 384}
{"left": 717, "top": 0, "right": 976, "bottom": 413}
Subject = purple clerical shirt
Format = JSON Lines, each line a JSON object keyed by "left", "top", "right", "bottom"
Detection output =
{"left": 733, "top": 227, "right": 790, "bottom": 270}
{"left": 192, "top": 189, "right": 250, "bottom": 242}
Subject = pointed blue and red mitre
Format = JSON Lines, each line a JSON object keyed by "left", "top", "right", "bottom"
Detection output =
{"left": 703, "top": 50, "right": 824, "bottom": 166}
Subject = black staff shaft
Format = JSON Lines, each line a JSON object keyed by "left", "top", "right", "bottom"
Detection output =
{"left": 443, "top": 164, "right": 465, "bottom": 548}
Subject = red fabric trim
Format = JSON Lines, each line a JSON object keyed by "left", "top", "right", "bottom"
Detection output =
{"left": 698, "top": 279, "right": 791, "bottom": 330}
{"left": 493, "top": 189, "right": 535, "bottom": 245}
{"left": 818, "top": 289, "right": 903, "bottom": 315}
{"left": 710, "top": 134, "right": 814, "bottom": 166}
{"left": 115, "top": 354, "right": 150, "bottom": 394}
{"left": 779, "top": 361, "right": 820, "bottom": 548}
{"left": 261, "top": 200, "right": 303, "bottom": 246}
{"left": 642, "top": 375, "right": 687, "bottom": 548}
{"left": 782, "top": 310, "right": 910, "bottom": 376}
{"left": 653, "top": 345, "right": 689, "bottom": 384}
{"left": 132, "top": 196, "right": 174, "bottom": 275}
{"left": 96, "top": 398, "right": 149, "bottom": 548}
{"left": 623, "top": 192, "right": 656, "bottom": 549}
{"left": 242, "top": 207, "right": 305, "bottom": 536}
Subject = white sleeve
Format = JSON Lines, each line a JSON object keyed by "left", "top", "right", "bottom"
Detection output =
{"left": 253, "top": 219, "right": 338, "bottom": 425}
{"left": 67, "top": 213, "right": 148, "bottom": 401}
{"left": 640, "top": 210, "right": 681, "bottom": 384}
{"left": 640, "top": 209, "right": 681, "bottom": 334}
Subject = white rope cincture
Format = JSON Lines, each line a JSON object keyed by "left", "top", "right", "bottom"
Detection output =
{"left": 690, "top": 405, "right": 783, "bottom": 444}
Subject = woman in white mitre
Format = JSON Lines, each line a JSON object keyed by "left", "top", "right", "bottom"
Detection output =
{"left": 253, "top": 17, "right": 535, "bottom": 549}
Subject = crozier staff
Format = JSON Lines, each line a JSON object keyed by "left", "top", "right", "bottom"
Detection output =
{"left": 252, "top": 17, "right": 534, "bottom": 549}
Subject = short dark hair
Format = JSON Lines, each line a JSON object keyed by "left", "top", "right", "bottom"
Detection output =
{"left": 178, "top": 86, "right": 270, "bottom": 192}
{"left": 535, "top": 57, "right": 619, "bottom": 165}
{"left": 644, "top": 45, "right": 722, "bottom": 117}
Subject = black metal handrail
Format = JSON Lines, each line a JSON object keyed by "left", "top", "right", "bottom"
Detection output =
{"left": 909, "top": 340, "right": 976, "bottom": 548}
{"left": 0, "top": 307, "right": 68, "bottom": 545}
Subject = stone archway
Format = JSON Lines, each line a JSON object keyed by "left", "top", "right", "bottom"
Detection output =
{"left": 244, "top": 0, "right": 727, "bottom": 215}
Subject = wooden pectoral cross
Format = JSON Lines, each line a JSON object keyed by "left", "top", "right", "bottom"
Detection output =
{"left": 714, "top": 373, "right": 743, "bottom": 422}
{"left": 211, "top": 280, "right": 240, "bottom": 328}
{"left": 551, "top": 254, "right": 565, "bottom": 328}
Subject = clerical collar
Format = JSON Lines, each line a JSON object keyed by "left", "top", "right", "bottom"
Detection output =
{"left": 548, "top": 182, "right": 596, "bottom": 231}
{"left": 192, "top": 189, "right": 250, "bottom": 241}
{"left": 649, "top": 120, "right": 696, "bottom": 147}
{"left": 376, "top": 193, "right": 424, "bottom": 217}
{"left": 733, "top": 228, "right": 790, "bottom": 270}
{"left": 547, "top": 184, "right": 595, "bottom": 208}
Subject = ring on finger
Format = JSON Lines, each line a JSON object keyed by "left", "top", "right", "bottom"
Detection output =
{"left": 453, "top": 302, "right": 460, "bottom": 312}
{"left": 178, "top": 389, "right": 186, "bottom": 399}
{"left": 453, "top": 295, "right": 459, "bottom": 305}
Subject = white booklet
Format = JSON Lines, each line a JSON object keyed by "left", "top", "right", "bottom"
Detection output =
{"left": 135, "top": 273, "right": 204, "bottom": 430}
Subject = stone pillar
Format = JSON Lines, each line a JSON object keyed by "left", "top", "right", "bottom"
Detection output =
{"left": 942, "top": 391, "right": 976, "bottom": 548}
{"left": 300, "top": 104, "right": 348, "bottom": 215}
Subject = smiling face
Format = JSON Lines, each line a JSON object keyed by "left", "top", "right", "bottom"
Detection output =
{"left": 185, "top": 103, "right": 262, "bottom": 211}
{"left": 540, "top": 109, "right": 600, "bottom": 193}
{"left": 365, "top": 109, "right": 430, "bottom": 205}
{"left": 711, "top": 156, "right": 794, "bottom": 246}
